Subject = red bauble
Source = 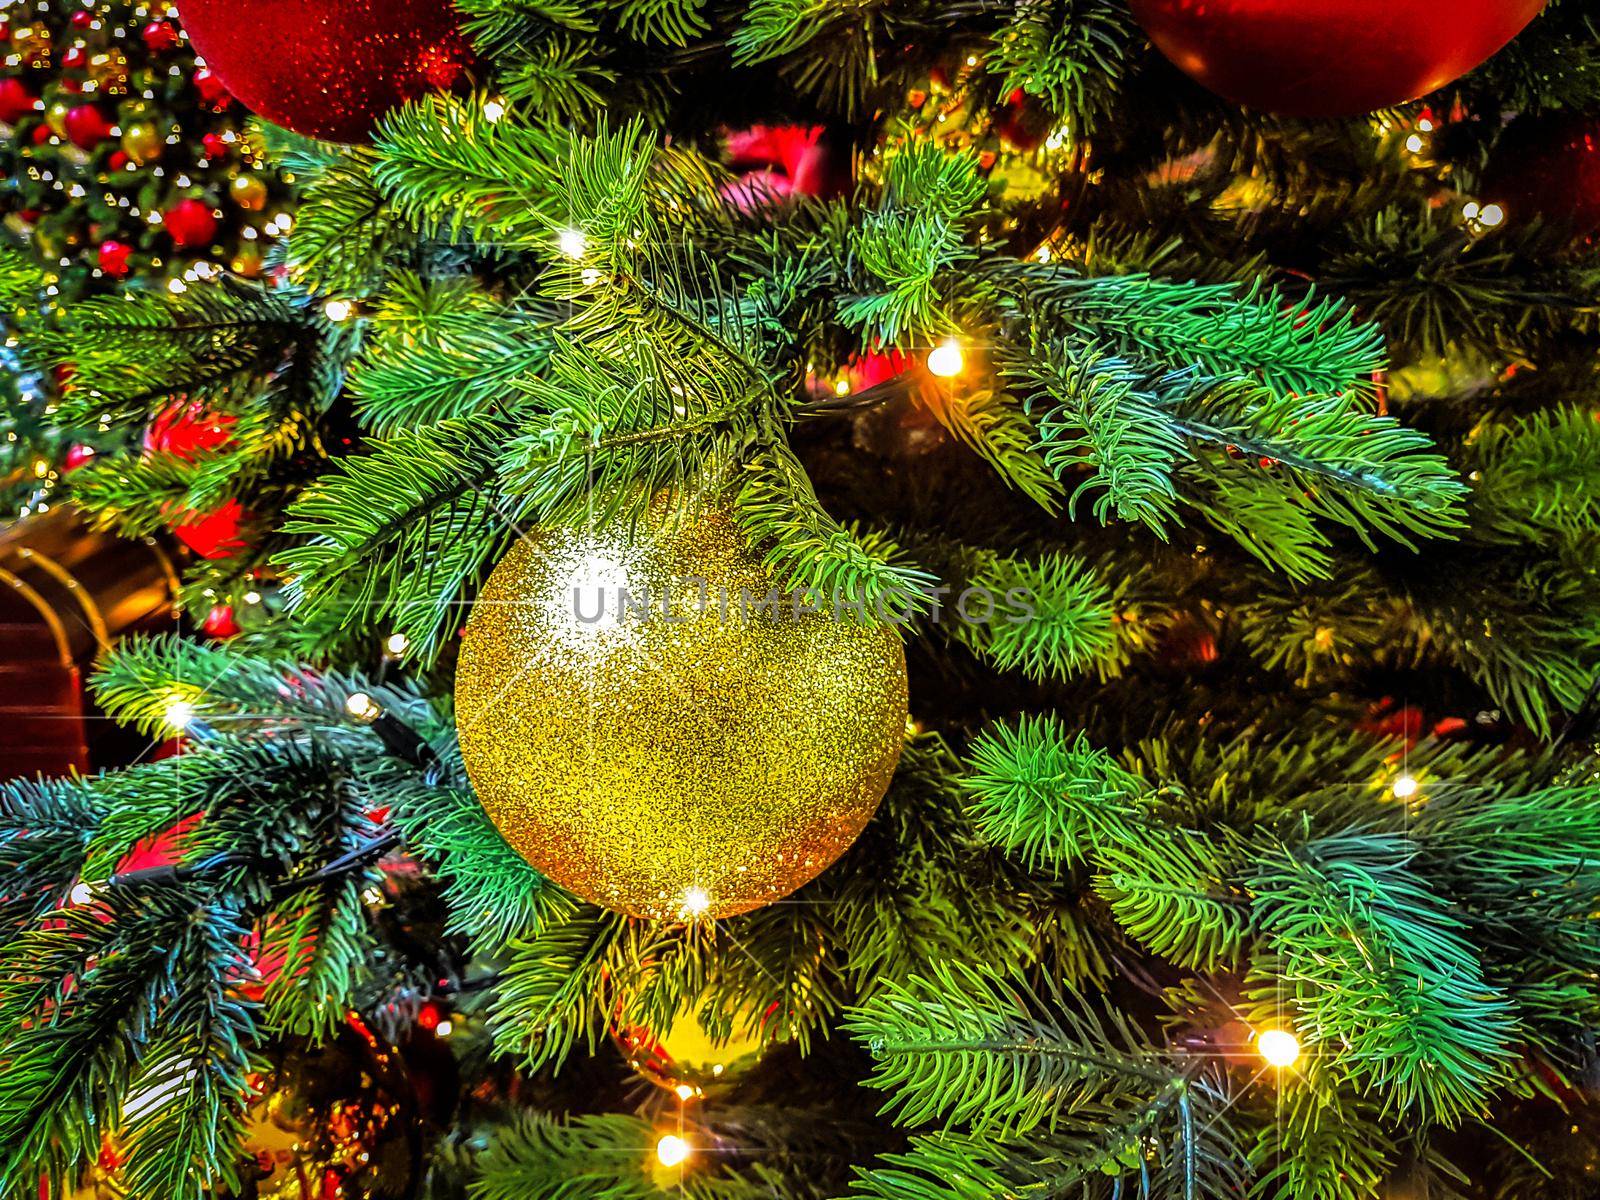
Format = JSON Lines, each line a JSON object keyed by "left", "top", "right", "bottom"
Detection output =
{"left": 1483, "top": 114, "right": 1600, "bottom": 237}
{"left": 97, "top": 239, "right": 133, "bottom": 277}
{"left": 70, "top": 9, "right": 94, "bottom": 27}
{"left": 142, "top": 20, "right": 180, "bottom": 53}
{"left": 192, "top": 67, "right": 232, "bottom": 106}
{"left": 109, "top": 150, "right": 129, "bottom": 170}
{"left": 201, "top": 132, "right": 230, "bottom": 159}
{"left": 145, "top": 399, "right": 237, "bottom": 459}
{"left": 174, "top": 498, "right": 249, "bottom": 560}
{"left": 63, "top": 444, "right": 96, "bottom": 471}
{"left": 1128, "top": 0, "right": 1545, "bottom": 117}
{"left": 61, "top": 45, "right": 88, "bottom": 70}
{"left": 0, "top": 77, "right": 36, "bottom": 125}
{"left": 203, "top": 604, "right": 242, "bottom": 639}
{"left": 164, "top": 198, "right": 218, "bottom": 249}
{"left": 31, "top": 124, "right": 52, "bottom": 146}
{"left": 64, "top": 104, "right": 112, "bottom": 150}
{"left": 178, "top": 0, "right": 474, "bottom": 143}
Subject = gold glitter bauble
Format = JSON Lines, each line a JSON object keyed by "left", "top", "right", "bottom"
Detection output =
{"left": 614, "top": 1003, "right": 768, "bottom": 1094}
{"left": 455, "top": 499, "right": 907, "bottom": 921}
{"left": 230, "top": 173, "right": 270, "bottom": 211}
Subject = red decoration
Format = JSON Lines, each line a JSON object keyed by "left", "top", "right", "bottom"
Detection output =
{"left": 164, "top": 197, "right": 218, "bottom": 249}
{"left": 69, "top": 9, "right": 94, "bottom": 28}
{"left": 64, "top": 104, "right": 112, "bottom": 150}
{"left": 0, "top": 77, "right": 36, "bottom": 125}
{"left": 1127, "top": 0, "right": 1545, "bottom": 117}
{"left": 202, "top": 131, "right": 230, "bottom": 159}
{"left": 177, "top": 0, "right": 475, "bottom": 143}
{"left": 142, "top": 19, "right": 180, "bottom": 52}
{"left": 173, "top": 498, "right": 249, "bottom": 560}
{"left": 63, "top": 444, "right": 96, "bottom": 471}
{"left": 97, "top": 239, "right": 133, "bottom": 277}
{"left": 992, "top": 88, "right": 1049, "bottom": 152}
{"left": 193, "top": 66, "right": 231, "bottom": 106}
{"left": 108, "top": 149, "right": 129, "bottom": 170}
{"left": 31, "top": 124, "right": 52, "bottom": 146}
{"left": 145, "top": 399, "right": 237, "bottom": 458}
{"left": 416, "top": 1002, "right": 444, "bottom": 1031}
{"left": 1483, "top": 114, "right": 1600, "bottom": 237}
{"left": 722, "top": 124, "right": 846, "bottom": 209}
{"left": 203, "top": 604, "right": 242, "bottom": 639}
{"left": 61, "top": 45, "right": 88, "bottom": 70}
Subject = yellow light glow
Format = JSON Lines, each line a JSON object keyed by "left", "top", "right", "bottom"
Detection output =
{"left": 345, "top": 691, "right": 381, "bottom": 722}
{"left": 681, "top": 887, "right": 711, "bottom": 918}
{"left": 32, "top": 458, "right": 49, "bottom": 477}
{"left": 833, "top": 377, "right": 852, "bottom": 397}
{"left": 656, "top": 1134, "right": 691, "bottom": 1168}
{"left": 927, "top": 338, "right": 965, "bottom": 379}
{"left": 434, "top": 1019, "right": 454, "bottom": 1038}
{"left": 674, "top": 1084, "right": 699, "bottom": 1101}
{"left": 163, "top": 699, "right": 195, "bottom": 732}
{"left": 1404, "top": 134, "right": 1424, "bottom": 154}
{"left": 323, "top": 298, "right": 354, "bottom": 322}
{"left": 1391, "top": 774, "right": 1418, "bottom": 800}
{"left": 1257, "top": 1028, "right": 1300, "bottom": 1069}
{"left": 385, "top": 632, "right": 410, "bottom": 656}
{"left": 1479, "top": 203, "right": 1505, "bottom": 228}
{"left": 557, "top": 227, "right": 588, "bottom": 259}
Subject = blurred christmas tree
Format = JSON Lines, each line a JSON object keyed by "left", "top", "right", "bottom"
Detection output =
{"left": 5, "top": 1, "right": 1600, "bottom": 1199}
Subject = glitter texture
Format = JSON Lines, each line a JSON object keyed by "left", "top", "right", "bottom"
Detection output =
{"left": 454, "top": 501, "right": 907, "bottom": 921}
{"left": 180, "top": 0, "right": 473, "bottom": 144}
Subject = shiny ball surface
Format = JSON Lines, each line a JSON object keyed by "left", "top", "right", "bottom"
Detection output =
{"left": 1129, "top": 0, "right": 1544, "bottom": 117}
{"left": 1484, "top": 114, "right": 1600, "bottom": 238}
{"left": 179, "top": 0, "right": 474, "bottom": 143}
{"left": 454, "top": 501, "right": 907, "bottom": 921}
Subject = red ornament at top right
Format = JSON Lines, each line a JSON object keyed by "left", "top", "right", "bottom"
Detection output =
{"left": 1128, "top": 0, "right": 1546, "bottom": 117}
{"left": 1483, "top": 114, "right": 1600, "bottom": 238}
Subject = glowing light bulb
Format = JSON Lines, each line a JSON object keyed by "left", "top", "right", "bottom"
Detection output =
{"left": 243, "top": 590, "right": 262, "bottom": 605}
{"left": 1391, "top": 774, "right": 1419, "bottom": 800}
{"left": 69, "top": 880, "right": 96, "bottom": 905}
{"left": 434, "top": 1019, "right": 454, "bottom": 1038}
{"left": 1479, "top": 203, "right": 1505, "bottom": 228}
{"left": 324, "top": 298, "right": 354, "bottom": 322}
{"left": 1256, "top": 1028, "right": 1301, "bottom": 1069}
{"left": 833, "top": 377, "right": 852, "bottom": 397}
{"left": 927, "top": 338, "right": 965, "bottom": 379}
{"left": 681, "top": 887, "right": 711, "bottom": 918}
{"left": 674, "top": 1084, "right": 698, "bottom": 1101}
{"left": 163, "top": 699, "right": 195, "bottom": 732}
{"left": 557, "top": 227, "right": 587, "bottom": 259}
{"left": 656, "top": 1134, "right": 691, "bottom": 1167}
{"left": 1462, "top": 201, "right": 1481, "bottom": 221}
{"left": 484, "top": 98, "right": 508, "bottom": 123}
{"left": 1404, "top": 134, "right": 1424, "bottom": 154}
{"left": 385, "top": 632, "right": 409, "bottom": 656}
{"left": 345, "top": 692, "right": 381, "bottom": 722}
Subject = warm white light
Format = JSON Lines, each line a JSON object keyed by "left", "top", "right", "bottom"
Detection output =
{"left": 163, "top": 699, "right": 195, "bottom": 732}
{"left": 674, "top": 1083, "right": 699, "bottom": 1101}
{"left": 484, "top": 98, "right": 508, "bottom": 123}
{"left": 557, "top": 227, "right": 587, "bottom": 259}
{"left": 833, "top": 377, "right": 851, "bottom": 397}
{"left": 681, "top": 887, "right": 711, "bottom": 918}
{"left": 656, "top": 1134, "right": 691, "bottom": 1167}
{"left": 1479, "top": 203, "right": 1505, "bottom": 228}
{"left": 243, "top": 590, "right": 262, "bottom": 605}
{"left": 1462, "top": 201, "right": 1481, "bottom": 221}
{"left": 324, "top": 298, "right": 354, "bottom": 322}
{"left": 385, "top": 632, "right": 410, "bottom": 656}
{"left": 69, "top": 880, "right": 96, "bottom": 906}
{"left": 434, "top": 1019, "right": 454, "bottom": 1038}
{"left": 927, "top": 338, "right": 965, "bottom": 379}
{"left": 1257, "top": 1028, "right": 1301, "bottom": 1068}
{"left": 1404, "top": 134, "right": 1424, "bottom": 154}
{"left": 1391, "top": 774, "right": 1419, "bottom": 800}
{"left": 1417, "top": 118, "right": 1435, "bottom": 133}
{"left": 345, "top": 691, "right": 381, "bottom": 722}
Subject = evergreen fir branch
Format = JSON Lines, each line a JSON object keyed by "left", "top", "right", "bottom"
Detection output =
{"left": 730, "top": 0, "right": 852, "bottom": 64}
{"left": 350, "top": 276, "right": 554, "bottom": 434}
{"left": 734, "top": 447, "right": 938, "bottom": 619}
{"left": 1095, "top": 828, "right": 1249, "bottom": 972}
{"left": 950, "top": 549, "right": 1120, "bottom": 682}
{"left": 280, "top": 421, "right": 524, "bottom": 665}
{"left": 913, "top": 385, "right": 1062, "bottom": 512}
{"left": 1468, "top": 407, "right": 1600, "bottom": 544}
{"left": 1250, "top": 834, "right": 1518, "bottom": 1123}
{"left": 260, "top": 875, "right": 374, "bottom": 1040}
{"left": 490, "top": 907, "right": 626, "bottom": 1070}
{"left": 497, "top": 34, "right": 618, "bottom": 120}
{"left": 845, "top": 965, "right": 1248, "bottom": 1197}
{"left": 115, "top": 897, "right": 261, "bottom": 1200}
{"left": 388, "top": 782, "right": 572, "bottom": 955}
{"left": 709, "top": 902, "right": 842, "bottom": 1054}
{"left": 1245, "top": 1070, "right": 1394, "bottom": 1200}
{"left": 281, "top": 153, "right": 409, "bottom": 298}
{"left": 987, "top": 0, "right": 1135, "bottom": 133}
{"left": 0, "top": 777, "right": 103, "bottom": 942}
{"left": 962, "top": 716, "right": 1151, "bottom": 868}
{"left": 1011, "top": 271, "right": 1386, "bottom": 398}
